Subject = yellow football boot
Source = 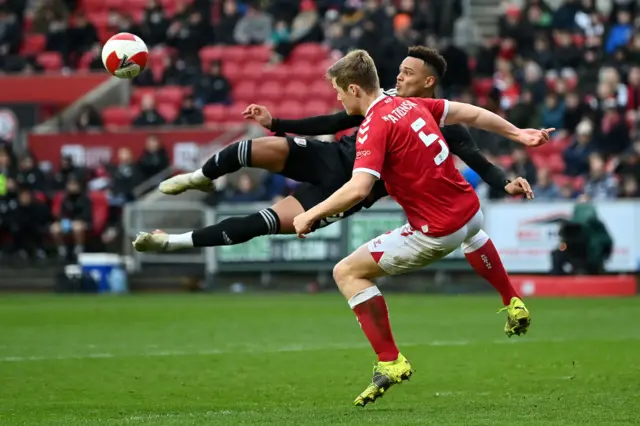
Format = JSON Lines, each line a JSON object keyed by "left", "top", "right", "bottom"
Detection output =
{"left": 498, "top": 297, "right": 531, "bottom": 337}
{"left": 353, "top": 353, "right": 413, "bottom": 407}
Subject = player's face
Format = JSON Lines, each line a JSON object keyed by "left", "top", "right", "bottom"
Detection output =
{"left": 332, "top": 78, "right": 360, "bottom": 115}
{"left": 396, "top": 57, "right": 434, "bottom": 97}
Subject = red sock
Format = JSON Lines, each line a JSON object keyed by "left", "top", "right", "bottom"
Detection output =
{"left": 349, "top": 287, "right": 399, "bottom": 362}
{"left": 464, "top": 238, "right": 521, "bottom": 306}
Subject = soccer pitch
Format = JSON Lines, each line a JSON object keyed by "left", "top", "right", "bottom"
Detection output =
{"left": 0, "top": 294, "right": 638, "bottom": 425}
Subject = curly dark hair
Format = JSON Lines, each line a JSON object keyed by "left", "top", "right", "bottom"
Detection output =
{"left": 407, "top": 46, "right": 447, "bottom": 80}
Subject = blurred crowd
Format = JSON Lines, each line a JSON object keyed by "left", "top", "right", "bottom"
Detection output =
{"left": 0, "top": 136, "right": 171, "bottom": 261}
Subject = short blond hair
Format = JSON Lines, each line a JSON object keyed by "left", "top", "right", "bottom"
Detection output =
{"left": 326, "top": 49, "right": 380, "bottom": 94}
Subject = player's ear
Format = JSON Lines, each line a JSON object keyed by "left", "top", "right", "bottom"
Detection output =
{"left": 348, "top": 84, "right": 359, "bottom": 96}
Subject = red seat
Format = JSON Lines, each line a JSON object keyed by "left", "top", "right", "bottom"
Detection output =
{"left": 552, "top": 174, "right": 572, "bottom": 188}
{"left": 472, "top": 78, "right": 493, "bottom": 97}
{"left": 51, "top": 192, "right": 65, "bottom": 219}
{"left": 223, "top": 104, "right": 245, "bottom": 124}
{"left": 290, "top": 43, "right": 328, "bottom": 63}
{"left": 199, "top": 46, "right": 224, "bottom": 65}
{"left": 20, "top": 34, "right": 46, "bottom": 55}
{"left": 37, "top": 52, "right": 64, "bottom": 71}
{"left": 89, "top": 191, "right": 109, "bottom": 234}
{"left": 497, "top": 155, "right": 514, "bottom": 169}
{"left": 220, "top": 46, "right": 250, "bottom": 63}
{"left": 78, "top": 51, "right": 98, "bottom": 70}
{"left": 156, "top": 86, "right": 184, "bottom": 107}
{"left": 82, "top": 0, "right": 107, "bottom": 12}
{"left": 547, "top": 153, "right": 565, "bottom": 174}
{"left": 288, "top": 62, "right": 323, "bottom": 83}
{"left": 131, "top": 87, "right": 157, "bottom": 106}
{"left": 104, "top": 0, "right": 125, "bottom": 9}
{"left": 246, "top": 45, "right": 272, "bottom": 63}
{"left": 203, "top": 105, "right": 228, "bottom": 124}
{"left": 222, "top": 62, "right": 243, "bottom": 83}
{"left": 573, "top": 175, "right": 585, "bottom": 191}
{"left": 235, "top": 61, "right": 266, "bottom": 82}
{"left": 233, "top": 81, "right": 258, "bottom": 104}
{"left": 304, "top": 100, "right": 332, "bottom": 117}
{"left": 262, "top": 65, "right": 291, "bottom": 83}
{"left": 278, "top": 100, "right": 305, "bottom": 119}
{"left": 88, "top": 11, "right": 109, "bottom": 29}
{"left": 102, "top": 106, "right": 135, "bottom": 128}
{"left": 126, "top": 0, "right": 148, "bottom": 11}
{"left": 256, "top": 81, "right": 284, "bottom": 103}
{"left": 283, "top": 81, "right": 309, "bottom": 102}
{"left": 157, "top": 103, "right": 179, "bottom": 122}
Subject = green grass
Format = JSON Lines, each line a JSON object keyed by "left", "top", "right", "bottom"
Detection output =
{"left": 0, "top": 294, "right": 638, "bottom": 425}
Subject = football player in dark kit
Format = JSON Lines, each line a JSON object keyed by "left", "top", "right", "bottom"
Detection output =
{"left": 134, "top": 46, "right": 532, "bottom": 250}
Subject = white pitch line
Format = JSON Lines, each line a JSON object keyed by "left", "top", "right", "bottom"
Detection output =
{"left": 0, "top": 336, "right": 636, "bottom": 363}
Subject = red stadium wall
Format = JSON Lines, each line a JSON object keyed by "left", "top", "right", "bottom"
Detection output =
{"left": 0, "top": 74, "right": 109, "bottom": 105}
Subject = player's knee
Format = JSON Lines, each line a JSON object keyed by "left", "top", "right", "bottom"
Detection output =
{"left": 332, "top": 260, "right": 353, "bottom": 288}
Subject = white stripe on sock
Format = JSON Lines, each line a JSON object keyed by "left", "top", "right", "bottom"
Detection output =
{"left": 262, "top": 209, "right": 278, "bottom": 234}
{"left": 237, "top": 141, "right": 244, "bottom": 166}
{"left": 258, "top": 210, "right": 275, "bottom": 234}
{"left": 348, "top": 286, "right": 382, "bottom": 309}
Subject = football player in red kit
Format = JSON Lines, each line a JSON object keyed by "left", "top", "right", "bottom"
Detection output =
{"left": 293, "top": 50, "right": 553, "bottom": 407}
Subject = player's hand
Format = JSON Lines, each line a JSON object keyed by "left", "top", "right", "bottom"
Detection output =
{"left": 293, "top": 212, "right": 315, "bottom": 239}
{"left": 516, "top": 128, "right": 555, "bottom": 147}
{"left": 242, "top": 104, "right": 273, "bottom": 129}
{"left": 505, "top": 177, "right": 534, "bottom": 199}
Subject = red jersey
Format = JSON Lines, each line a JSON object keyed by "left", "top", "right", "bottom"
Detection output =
{"left": 353, "top": 94, "right": 480, "bottom": 237}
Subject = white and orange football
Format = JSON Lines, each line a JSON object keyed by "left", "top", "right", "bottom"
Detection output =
{"left": 101, "top": 33, "right": 148, "bottom": 79}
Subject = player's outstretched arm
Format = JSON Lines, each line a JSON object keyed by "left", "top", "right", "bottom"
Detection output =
{"left": 272, "top": 110, "right": 365, "bottom": 135}
{"left": 293, "top": 173, "right": 376, "bottom": 237}
{"left": 444, "top": 102, "right": 554, "bottom": 147}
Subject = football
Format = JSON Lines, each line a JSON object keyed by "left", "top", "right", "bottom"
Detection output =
{"left": 101, "top": 33, "right": 148, "bottom": 79}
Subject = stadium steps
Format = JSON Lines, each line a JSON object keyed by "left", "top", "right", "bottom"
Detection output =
{"left": 469, "top": 0, "right": 501, "bottom": 37}
{"left": 0, "top": 263, "right": 58, "bottom": 290}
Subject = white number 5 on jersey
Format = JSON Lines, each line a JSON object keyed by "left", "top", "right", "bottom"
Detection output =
{"left": 411, "top": 118, "right": 450, "bottom": 166}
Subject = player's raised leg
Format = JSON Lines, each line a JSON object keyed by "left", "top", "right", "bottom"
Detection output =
{"left": 332, "top": 238, "right": 412, "bottom": 407}
{"left": 461, "top": 230, "right": 531, "bottom": 337}
{"left": 132, "top": 195, "right": 303, "bottom": 251}
{"left": 159, "top": 137, "right": 290, "bottom": 195}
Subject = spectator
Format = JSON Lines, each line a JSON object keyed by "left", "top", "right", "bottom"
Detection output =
{"left": 552, "top": 0, "right": 581, "bottom": 30}
{"left": 50, "top": 178, "right": 93, "bottom": 259}
{"left": 625, "top": 66, "right": 640, "bottom": 111}
{"left": 32, "top": 0, "right": 68, "bottom": 34}
{"left": 161, "top": 56, "right": 201, "bottom": 87}
{"left": 563, "top": 91, "right": 586, "bottom": 133}
{"left": 196, "top": 60, "right": 232, "bottom": 105}
{"left": 137, "top": 135, "right": 169, "bottom": 180}
{"left": 0, "top": 178, "right": 18, "bottom": 252}
{"left": 224, "top": 173, "right": 265, "bottom": 202}
{"left": 15, "top": 155, "right": 47, "bottom": 194}
{"left": 619, "top": 175, "right": 639, "bottom": 198}
{"left": 74, "top": 104, "right": 102, "bottom": 131}
{"left": 605, "top": 10, "right": 632, "bottom": 55}
{"left": 530, "top": 35, "right": 555, "bottom": 70}
{"left": 599, "top": 102, "right": 630, "bottom": 156}
{"left": 509, "top": 147, "right": 538, "bottom": 186}
{"left": 509, "top": 90, "right": 540, "bottom": 130}
{"left": 214, "top": 0, "right": 242, "bottom": 45}
{"left": 553, "top": 30, "right": 582, "bottom": 70}
{"left": 541, "top": 92, "right": 566, "bottom": 131}
{"left": 166, "top": 11, "right": 210, "bottom": 55}
{"left": 53, "top": 155, "right": 85, "bottom": 190}
{"left": 269, "top": 20, "right": 291, "bottom": 63}
{"left": 133, "top": 94, "right": 166, "bottom": 127}
{"left": 67, "top": 12, "right": 98, "bottom": 62}
{"left": 0, "top": 149, "right": 15, "bottom": 188}
{"left": 533, "top": 168, "right": 561, "bottom": 200}
{"left": 233, "top": 3, "right": 273, "bottom": 45}
{"left": 522, "top": 61, "right": 547, "bottom": 104}
{"left": 583, "top": 153, "right": 618, "bottom": 200}
{"left": 174, "top": 95, "right": 204, "bottom": 126}
{"left": 13, "top": 188, "right": 50, "bottom": 260}
{"left": 558, "top": 181, "right": 579, "bottom": 199}
{"left": 0, "top": 7, "right": 21, "bottom": 56}
{"left": 108, "top": 147, "right": 142, "bottom": 205}
{"left": 140, "top": 0, "right": 169, "bottom": 47}
{"left": 564, "top": 120, "right": 595, "bottom": 176}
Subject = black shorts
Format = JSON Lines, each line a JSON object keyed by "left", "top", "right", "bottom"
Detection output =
{"left": 282, "top": 137, "right": 388, "bottom": 230}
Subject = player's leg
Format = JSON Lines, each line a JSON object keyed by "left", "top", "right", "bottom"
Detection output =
{"left": 159, "top": 136, "right": 339, "bottom": 195}
{"left": 132, "top": 195, "right": 306, "bottom": 251}
{"left": 159, "top": 136, "right": 291, "bottom": 195}
{"left": 459, "top": 211, "right": 530, "bottom": 337}
{"left": 132, "top": 183, "right": 332, "bottom": 251}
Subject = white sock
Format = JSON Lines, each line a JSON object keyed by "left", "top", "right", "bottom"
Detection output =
{"left": 167, "top": 232, "right": 194, "bottom": 250}
{"left": 347, "top": 286, "right": 382, "bottom": 308}
{"left": 191, "top": 169, "right": 209, "bottom": 184}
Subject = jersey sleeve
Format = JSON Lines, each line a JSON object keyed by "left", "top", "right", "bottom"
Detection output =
{"left": 414, "top": 98, "right": 450, "bottom": 127}
{"left": 352, "top": 115, "right": 387, "bottom": 179}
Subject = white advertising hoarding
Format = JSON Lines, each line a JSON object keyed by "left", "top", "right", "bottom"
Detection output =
{"left": 484, "top": 202, "right": 639, "bottom": 273}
